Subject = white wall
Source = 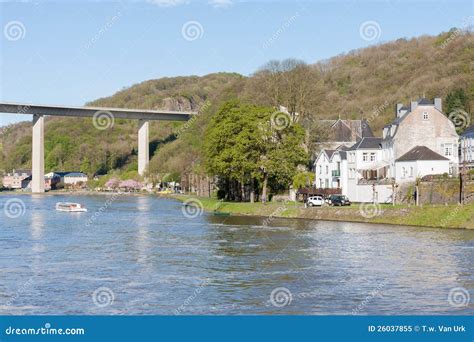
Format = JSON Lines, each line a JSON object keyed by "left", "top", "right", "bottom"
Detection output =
{"left": 395, "top": 159, "right": 450, "bottom": 183}
{"left": 347, "top": 183, "right": 393, "bottom": 203}
{"left": 315, "top": 152, "right": 331, "bottom": 188}
{"left": 314, "top": 151, "right": 346, "bottom": 192}
{"left": 461, "top": 133, "right": 474, "bottom": 164}
{"left": 64, "top": 176, "right": 88, "bottom": 184}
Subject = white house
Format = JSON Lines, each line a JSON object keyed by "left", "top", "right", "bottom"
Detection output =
{"left": 63, "top": 172, "right": 88, "bottom": 185}
{"left": 314, "top": 138, "right": 394, "bottom": 202}
{"left": 395, "top": 146, "right": 450, "bottom": 182}
{"left": 314, "top": 146, "right": 348, "bottom": 195}
{"left": 346, "top": 137, "right": 384, "bottom": 183}
{"left": 345, "top": 137, "right": 393, "bottom": 203}
{"left": 381, "top": 98, "right": 459, "bottom": 179}
{"left": 460, "top": 125, "right": 474, "bottom": 169}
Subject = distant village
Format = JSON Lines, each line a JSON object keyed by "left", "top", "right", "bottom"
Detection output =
{"left": 2, "top": 171, "right": 89, "bottom": 191}
{"left": 1, "top": 97, "right": 473, "bottom": 203}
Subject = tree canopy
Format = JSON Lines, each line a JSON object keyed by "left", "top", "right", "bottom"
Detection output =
{"left": 204, "top": 100, "right": 307, "bottom": 201}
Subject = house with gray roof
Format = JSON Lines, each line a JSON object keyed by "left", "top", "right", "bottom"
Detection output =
{"left": 381, "top": 97, "right": 459, "bottom": 179}
{"left": 394, "top": 146, "right": 450, "bottom": 182}
{"left": 316, "top": 119, "right": 375, "bottom": 151}
{"left": 314, "top": 145, "right": 348, "bottom": 193}
{"left": 311, "top": 97, "right": 459, "bottom": 202}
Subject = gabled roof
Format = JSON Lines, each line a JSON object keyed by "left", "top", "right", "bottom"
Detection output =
{"left": 349, "top": 137, "right": 382, "bottom": 150}
{"left": 417, "top": 98, "right": 433, "bottom": 105}
{"left": 395, "top": 146, "right": 448, "bottom": 162}
{"left": 337, "top": 145, "right": 351, "bottom": 151}
{"left": 462, "top": 125, "right": 474, "bottom": 136}
{"left": 320, "top": 119, "right": 374, "bottom": 142}
{"left": 337, "top": 151, "right": 347, "bottom": 160}
{"left": 65, "top": 172, "right": 87, "bottom": 177}
{"left": 325, "top": 150, "right": 336, "bottom": 160}
{"left": 10, "top": 169, "right": 31, "bottom": 175}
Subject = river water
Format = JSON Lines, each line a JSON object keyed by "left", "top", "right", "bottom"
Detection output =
{"left": 0, "top": 194, "right": 472, "bottom": 315}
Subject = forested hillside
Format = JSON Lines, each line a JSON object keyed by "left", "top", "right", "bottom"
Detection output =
{"left": 1, "top": 30, "right": 472, "bottom": 181}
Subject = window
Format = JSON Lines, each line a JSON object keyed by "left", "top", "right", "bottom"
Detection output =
{"left": 320, "top": 179, "right": 323, "bottom": 188}
{"left": 325, "top": 179, "right": 329, "bottom": 188}
{"left": 401, "top": 167, "right": 406, "bottom": 178}
{"left": 325, "top": 165, "right": 328, "bottom": 174}
{"left": 319, "top": 165, "right": 322, "bottom": 174}
{"left": 423, "top": 111, "right": 429, "bottom": 120}
{"left": 370, "top": 153, "right": 376, "bottom": 162}
{"left": 363, "top": 153, "right": 368, "bottom": 162}
{"left": 444, "top": 145, "right": 453, "bottom": 157}
{"left": 410, "top": 167, "right": 414, "bottom": 177}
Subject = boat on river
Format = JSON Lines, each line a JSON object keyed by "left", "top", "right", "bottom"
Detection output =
{"left": 55, "top": 202, "right": 88, "bottom": 212}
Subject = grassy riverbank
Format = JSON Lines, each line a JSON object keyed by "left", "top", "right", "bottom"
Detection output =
{"left": 171, "top": 195, "right": 474, "bottom": 229}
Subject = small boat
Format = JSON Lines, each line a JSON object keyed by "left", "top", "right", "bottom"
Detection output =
{"left": 55, "top": 202, "right": 88, "bottom": 212}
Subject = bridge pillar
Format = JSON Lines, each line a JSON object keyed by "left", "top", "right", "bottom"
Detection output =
{"left": 138, "top": 120, "right": 149, "bottom": 176}
{"left": 32, "top": 114, "right": 45, "bottom": 193}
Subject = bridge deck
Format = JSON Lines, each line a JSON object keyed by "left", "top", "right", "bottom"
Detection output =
{"left": 0, "top": 102, "right": 196, "bottom": 121}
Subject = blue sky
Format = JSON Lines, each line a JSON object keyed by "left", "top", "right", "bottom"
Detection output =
{"left": 0, "top": 0, "right": 472, "bottom": 125}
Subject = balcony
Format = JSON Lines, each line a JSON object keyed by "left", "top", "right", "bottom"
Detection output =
{"left": 332, "top": 170, "right": 340, "bottom": 177}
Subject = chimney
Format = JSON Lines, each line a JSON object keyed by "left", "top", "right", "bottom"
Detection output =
{"left": 396, "top": 103, "right": 408, "bottom": 118}
{"left": 434, "top": 98, "right": 442, "bottom": 112}
{"left": 396, "top": 103, "right": 403, "bottom": 117}
{"left": 410, "top": 100, "right": 418, "bottom": 112}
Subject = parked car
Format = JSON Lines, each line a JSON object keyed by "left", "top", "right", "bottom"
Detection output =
{"left": 328, "top": 195, "right": 351, "bottom": 206}
{"left": 307, "top": 195, "right": 324, "bottom": 207}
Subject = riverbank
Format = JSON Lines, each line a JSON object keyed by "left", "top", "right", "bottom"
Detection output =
{"left": 172, "top": 195, "right": 474, "bottom": 229}
{"left": 2, "top": 190, "right": 472, "bottom": 229}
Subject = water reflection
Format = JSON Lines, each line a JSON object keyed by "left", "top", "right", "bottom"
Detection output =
{"left": 134, "top": 196, "right": 152, "bottom": 267}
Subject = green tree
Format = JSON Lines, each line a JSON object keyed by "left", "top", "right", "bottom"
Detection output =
{"left": 204, "top": 100, "right": 307, "bottom": 202}
{"left": 445, "top": 88, "right": 468, "bottom": 114}
{"left": 293, "top": 172, "right": 315, "bottom": 189}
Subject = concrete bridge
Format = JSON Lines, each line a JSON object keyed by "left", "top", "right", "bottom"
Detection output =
{"left": 0, "top": 102, "right": 196, "bottom": 193}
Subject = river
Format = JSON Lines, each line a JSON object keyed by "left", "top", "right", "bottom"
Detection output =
{"left": 0, "top": 194, "right": 472, "bottom": 315}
